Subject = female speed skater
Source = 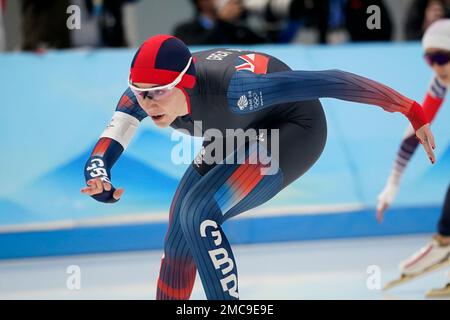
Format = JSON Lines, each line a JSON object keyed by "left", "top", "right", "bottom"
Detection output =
{"left": 81, "top": 34, "right": 436, "bottom": 300}
{"left": 377, "top": 19, "right": 450, "bottom": 297}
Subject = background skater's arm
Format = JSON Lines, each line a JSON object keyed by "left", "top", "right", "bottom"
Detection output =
{"left": 377, "top": 77, "right": 447, "bottom": 221}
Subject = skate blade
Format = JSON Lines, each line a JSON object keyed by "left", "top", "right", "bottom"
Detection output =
{"left": 383, "top": 274, "right": 415, "bottom": 291}
{"left": 426, "top": 284, "right": 450, "bottom": 298}
{"left": 383, "top": 256, "right": 450, "bottom": 291}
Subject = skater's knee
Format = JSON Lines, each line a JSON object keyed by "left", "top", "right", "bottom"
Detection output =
{"left": 179, "top": 188, "right": 220, "bottom": 239}
{"left": 163, "top": 233, "right": 190, "bottom": 259}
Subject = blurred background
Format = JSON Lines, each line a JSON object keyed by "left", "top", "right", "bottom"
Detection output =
{"left": 1, "top": 0, "right": 450, "bottom": 51}
{"left": 0, "top": 0, "right": 450, "bottom": 299}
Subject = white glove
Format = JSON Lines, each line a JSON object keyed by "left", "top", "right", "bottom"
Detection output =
{"left": 377, "top": 182, "right": 399, "bottom": 208}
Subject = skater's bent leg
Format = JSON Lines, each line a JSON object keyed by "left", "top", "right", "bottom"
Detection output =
{"left": 179, "top": 107, "right": 327, "bottom": 299}
{"left": 179, "top": 139, "right": 284, "bottom": 300}
{"left": 175, "top": 99, "right": 326, "bottom": 300}
{"left": 438, "top": 183, "right": 450, "bottom": 239}
{"left": 157, "top": 166, "right": 203, "bottom": 300}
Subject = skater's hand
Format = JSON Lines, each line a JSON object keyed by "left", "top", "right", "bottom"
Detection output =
{"left": 376, "top": 200, "right": 389, "bottom": 223}
{"left": 376, "top": 183, "right": 399, "bottom": 223}
{"left": 81, "top": 178, "right": 124, "bottom": 202}
{"left": 415, "top": 124, "right": 436, "bottom": 164}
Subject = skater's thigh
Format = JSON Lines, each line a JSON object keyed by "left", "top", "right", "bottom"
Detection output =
{"left": 264, "top": 99, "right": 327, "bottom": 188}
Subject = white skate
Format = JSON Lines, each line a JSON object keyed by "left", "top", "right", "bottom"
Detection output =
{"left": 383, "top": 237, "right": 450, "bottom": 290}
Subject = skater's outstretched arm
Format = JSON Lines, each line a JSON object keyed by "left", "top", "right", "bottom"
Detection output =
{"left": 227, "top": 69, "right": 436, "bottom": 162}
{"left": 81, "top": 88, "right": 147, "bottom": 203}
{"left": 377, "top": 77, "right": 447, "bottom": 221}
{"left": 229, "top": 69, "right": 427, "bottom": 128}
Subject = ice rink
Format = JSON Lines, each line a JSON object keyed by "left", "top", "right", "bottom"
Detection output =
{"left": 1, "top": 234, "right": 449, "bottom": 300}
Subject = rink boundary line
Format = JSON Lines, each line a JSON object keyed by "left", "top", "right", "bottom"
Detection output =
{"left": 0, "top": 203, "right": 364, "bottom": 234}
{"left": 0, "top": 204, "right": 442, "bottom": 260}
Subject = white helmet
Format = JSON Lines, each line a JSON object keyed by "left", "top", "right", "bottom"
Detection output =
{"left": 422, "top": 19, "right": 450, "bottom": 52}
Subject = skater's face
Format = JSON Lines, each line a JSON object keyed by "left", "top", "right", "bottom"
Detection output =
{"left": 425, "top": 49, "right": 450, "bottom": 85}
{"left": 132, "top": 82, "right": 189, "bottom": 128}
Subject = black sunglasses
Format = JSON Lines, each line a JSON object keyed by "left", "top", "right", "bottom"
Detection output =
{"left": 424, "top": 52, "right": 450, "bottom": 66}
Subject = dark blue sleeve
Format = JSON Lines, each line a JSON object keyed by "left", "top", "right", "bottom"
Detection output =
{"left": 227, "top": 69, "right": 415, "bottom": 115}
{"left": 84, "top": 137, "right": 124, "bottom": 203}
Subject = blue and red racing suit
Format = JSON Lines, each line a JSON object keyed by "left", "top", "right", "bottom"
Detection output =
{"left": 84, "top": 49, "right": 428, "bottom": 299}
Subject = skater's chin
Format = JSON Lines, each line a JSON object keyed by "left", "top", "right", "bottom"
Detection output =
{"left": 151, "top": 114, "right": 173, "bottom": 128}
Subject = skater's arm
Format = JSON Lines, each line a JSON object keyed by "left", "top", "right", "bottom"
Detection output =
{"left": 386, "top": 77, "right": 446, "bottom": 185}
{"left": 81, "top": 88, "right": 147, "bottom": 203}
{"left": 228, "top": 69, "right": 428, "bottom": 131}
{"left": 377, "top": 77, "right": 446, "bottom": 221}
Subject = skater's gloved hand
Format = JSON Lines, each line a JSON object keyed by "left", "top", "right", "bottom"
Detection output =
{"left": 415, "top": 124, "right": 436, "bottom": 164}
{"left": 377, "top": 182, "right": 399, "bottom": 223}
{"left": 80, "top": 178, "right": 124, "bottom": 203}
